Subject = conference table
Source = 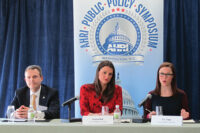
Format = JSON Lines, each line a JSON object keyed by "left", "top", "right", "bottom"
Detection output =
{"left": 0, "top": 119, "right": 200, "bottom": 133}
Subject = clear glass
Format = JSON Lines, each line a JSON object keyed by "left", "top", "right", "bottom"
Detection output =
{"left": 101, "top": 106, "right": 109, "bottom": 115}
{"left": 156, "top": 106, "right": 163, "bottom": 115}
{"left": 6, "top": 105, "right": 15, "bottom": 121}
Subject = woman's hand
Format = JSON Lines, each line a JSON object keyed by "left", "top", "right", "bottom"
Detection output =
{"left": 181, "top": 109, "right": 189, "bottom": 119}
{"left": 88, "top": 113, "right": 102, "bottom": 116}
{"left": 88, "top": 112, "right": 114, "bottom": 116}
{"left": 147, "top": 111, "right": 156, "bottom": 118}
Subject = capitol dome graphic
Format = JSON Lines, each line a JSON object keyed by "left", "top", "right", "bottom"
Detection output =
{"left": 116, "top": 73, "right": 141, "bottom": 119}
{"left": 103, "top": 23, "right": 133, "bottom": 55}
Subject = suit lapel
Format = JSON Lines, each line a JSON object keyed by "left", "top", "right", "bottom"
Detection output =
{"left": 39, "top": 85, "right": 47, "bottom": 106}
{"left": 25, "top": 88, "right": 30, "bottom": 107}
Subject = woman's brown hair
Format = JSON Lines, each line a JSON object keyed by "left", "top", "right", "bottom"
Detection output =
{"left": 93, "top": 60, "right": 115, "bottom": 103}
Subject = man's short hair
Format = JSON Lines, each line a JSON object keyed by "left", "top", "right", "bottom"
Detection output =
{"left": 25, "top": 65, "right": 42, "bottom": 77}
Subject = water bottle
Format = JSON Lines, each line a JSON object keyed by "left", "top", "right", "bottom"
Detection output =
{"left": 28, "top": 105, "right": 35, "bottom": 122}
{"left": 113, "top": 105, "right": 121, "bottom": 123}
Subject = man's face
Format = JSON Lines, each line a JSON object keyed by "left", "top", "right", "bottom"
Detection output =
{"left": 24, "top": 69, "right": 43, "bottom": 92}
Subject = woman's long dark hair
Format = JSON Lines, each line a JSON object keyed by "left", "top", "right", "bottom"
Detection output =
{"left": 93, "top": 60, "right": 115, "bottom": 103}
{"left": 154, "top": 62, "right": 178, "bottom": 96}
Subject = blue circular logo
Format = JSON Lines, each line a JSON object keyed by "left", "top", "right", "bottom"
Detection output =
{"left": 95, "top": 13, "right": 141, "bottom": 55}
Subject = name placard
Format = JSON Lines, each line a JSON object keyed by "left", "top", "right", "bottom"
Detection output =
{"left": 82, "top": 116, "right": 113, "bottom": 125}
{"left": 151, "top": 116, "right": 183, "bottom": 126}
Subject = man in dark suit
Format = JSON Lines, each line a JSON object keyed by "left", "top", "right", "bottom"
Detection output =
{"left": 11, "top": 65, "right": 60, "bottom": 119}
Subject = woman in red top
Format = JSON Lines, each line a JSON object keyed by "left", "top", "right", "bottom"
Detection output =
{"left": 79, "top": 60, "right": 123, "bottom": 116}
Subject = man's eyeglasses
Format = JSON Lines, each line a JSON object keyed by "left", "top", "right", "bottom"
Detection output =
{"left": 159, "top": 73, "right": 173, "bottom": 77}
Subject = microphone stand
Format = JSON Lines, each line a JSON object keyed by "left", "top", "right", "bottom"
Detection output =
{"left": 68, "top": 103, "right": 71, "bottom": 122}
{"left": 66, "top": 103, "right": 82, "bottom": 122}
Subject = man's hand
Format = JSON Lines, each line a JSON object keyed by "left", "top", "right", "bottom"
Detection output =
{"left": 15, "top": 105, "right": 29, "bottom": 119}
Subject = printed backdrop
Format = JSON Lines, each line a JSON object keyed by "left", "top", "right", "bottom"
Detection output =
{"left": 74, "top": 0, "right": 163, "bottom": 118}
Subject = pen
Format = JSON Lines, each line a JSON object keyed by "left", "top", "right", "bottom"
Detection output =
{"left": 145, "top": 108, "right": 151, "bottom": 113}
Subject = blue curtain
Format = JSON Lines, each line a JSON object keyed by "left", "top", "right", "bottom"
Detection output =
{"left": 0, "top": 0, "right": 74, "bottom": 118}
{"left": 0, "top": 0, "right": 200, "bottom": 120}
{"left": 164, "top": 0, "right": 200, "bottom": 119}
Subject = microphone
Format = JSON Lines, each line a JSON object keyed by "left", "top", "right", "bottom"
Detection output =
{"left": 138, "top": 94, "right": 152, "bottom": 107}
{"left": 62, "top": 96, "right": 80, "bottom": 106}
